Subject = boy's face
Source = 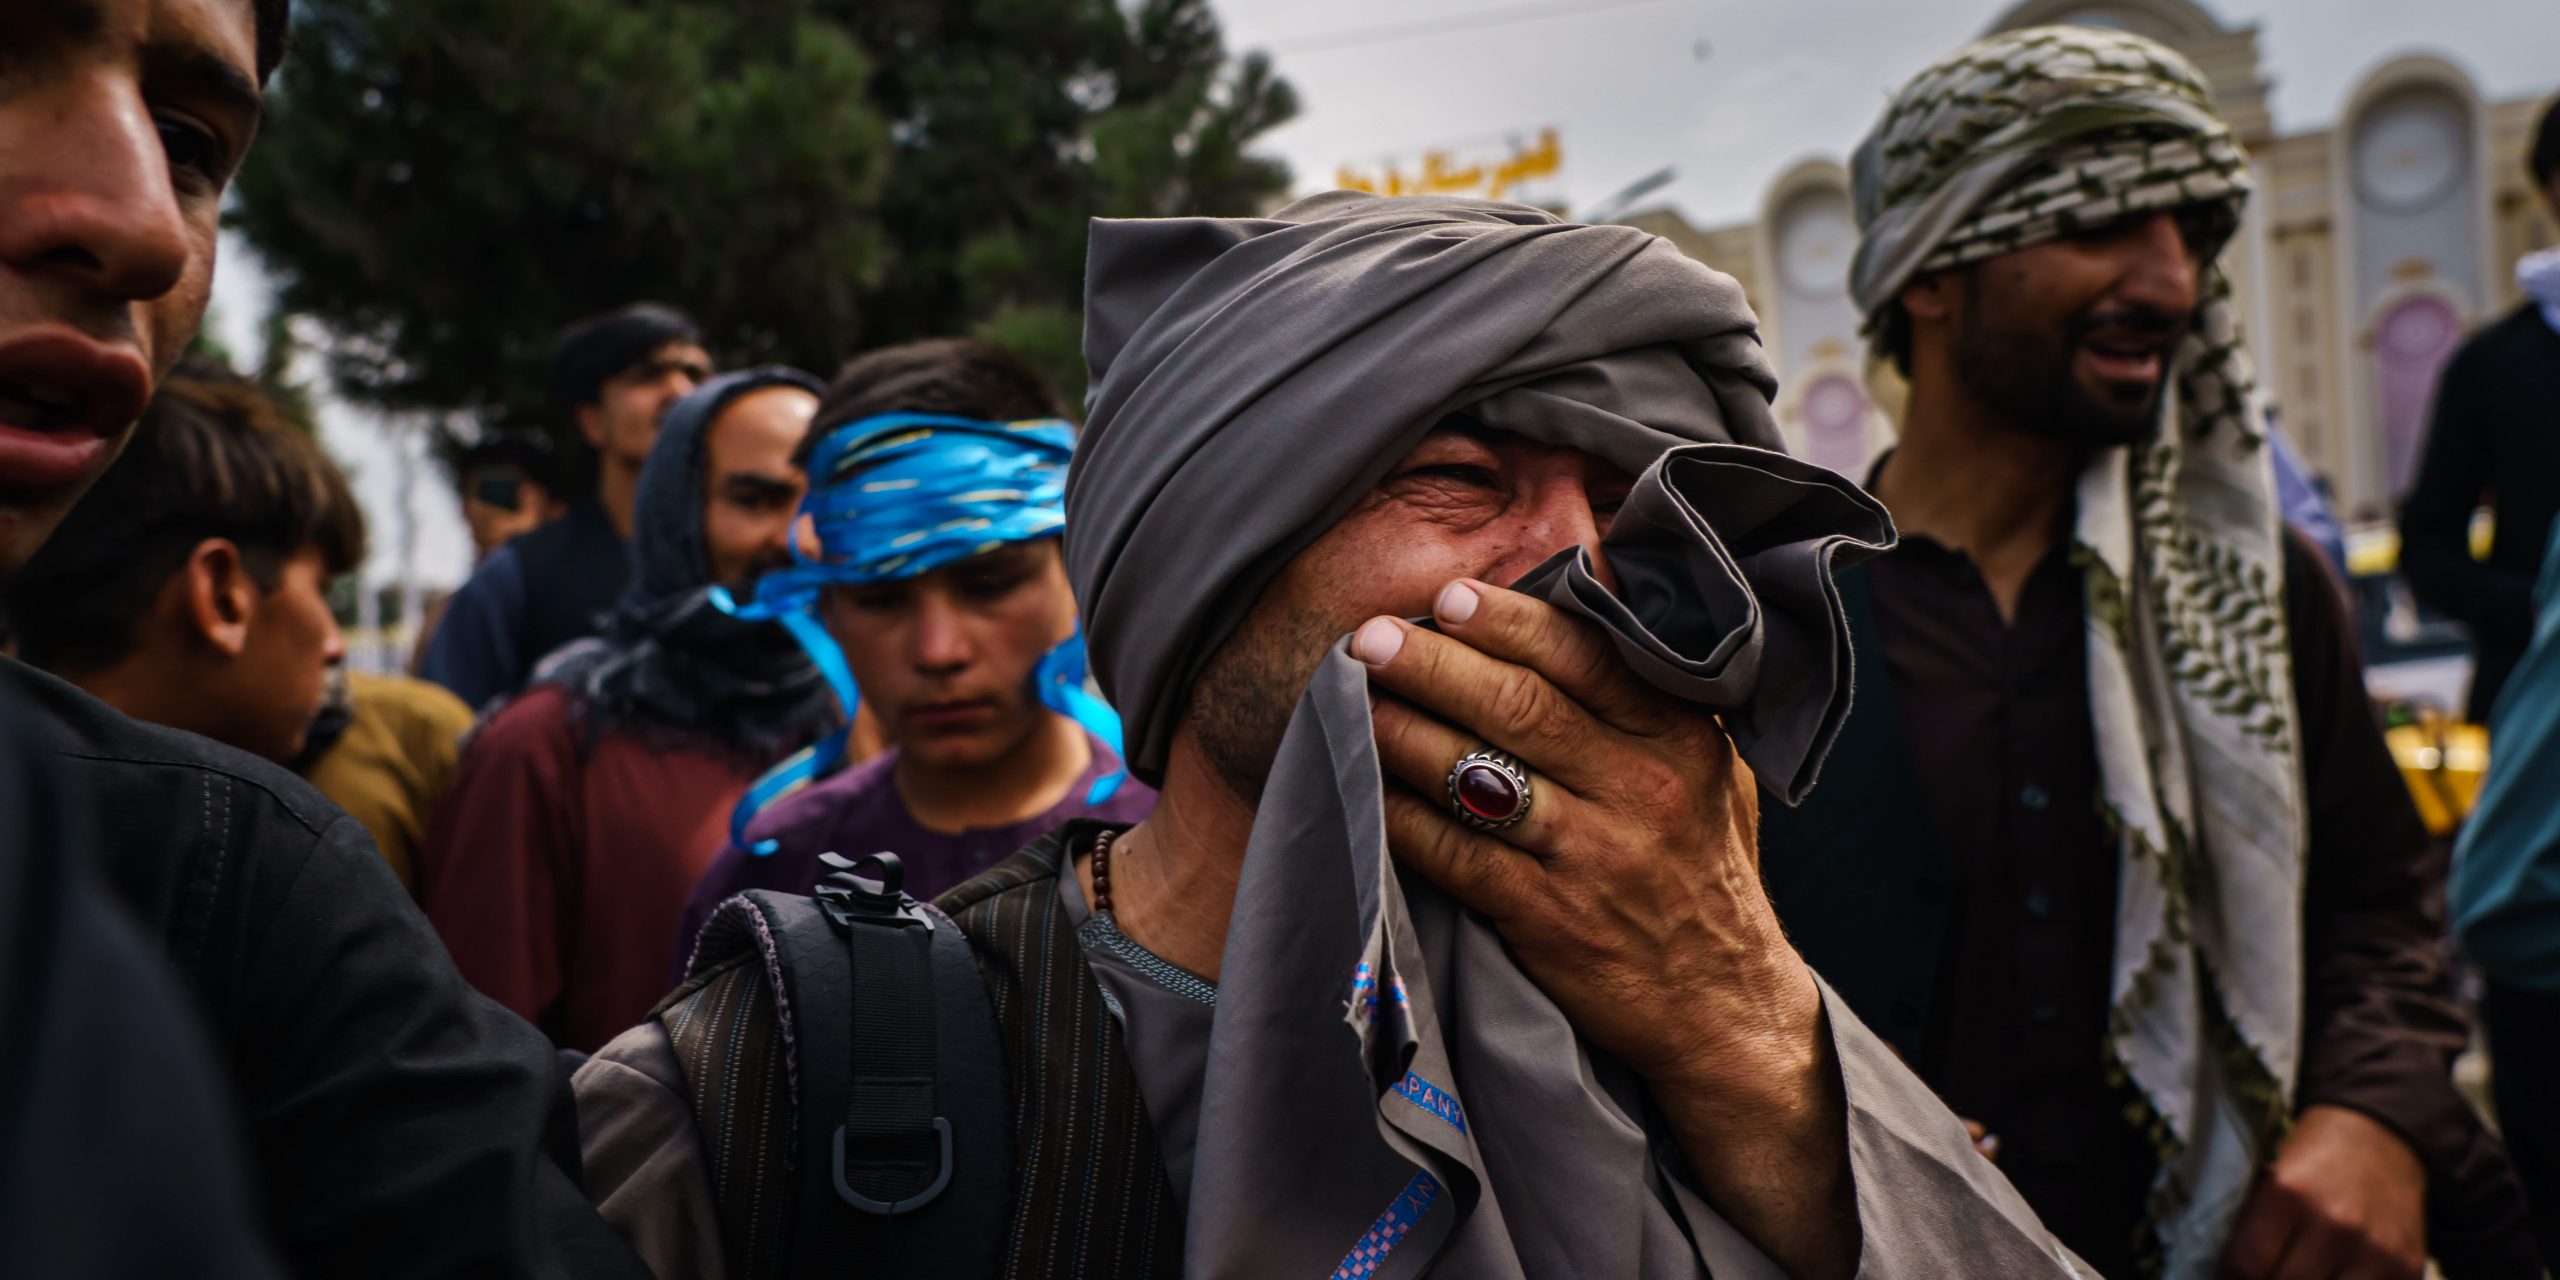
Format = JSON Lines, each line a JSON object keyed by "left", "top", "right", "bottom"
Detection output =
{"left": 211, "top": 545, "right": 344, "bottom": 764}
{"left": 819, "top": 540, "right": 1081, "bottom": 772}
{"left": 0, "top": 0, "right": 263, "bottom": 573}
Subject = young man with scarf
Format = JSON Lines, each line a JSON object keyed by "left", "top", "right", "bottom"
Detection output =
{"left": 421, "top": 368, "right": 842, "bottom": 1053}
{"left": 575, "top": 193, "right": 2089, "bottom": 1280}
{"left": 1758, "top": 27, "right": 2536, "bottom": 1280}
{"left": 675, "top": 339, "right": 1154, "bottom": 951}
{"left": 0, "top": 2, "right": 650, "bottom": 1274}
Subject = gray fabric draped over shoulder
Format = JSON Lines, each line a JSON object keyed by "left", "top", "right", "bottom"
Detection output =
{"left": 1069, "top": 192, "right": 1897, "bottom": 1277}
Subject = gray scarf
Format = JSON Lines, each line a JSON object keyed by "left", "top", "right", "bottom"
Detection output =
{"left": 1072, "top": 192, "right": 1895, "bottom": 1277}
{"left": 533, "top": 368, "right": 841, "bottom": 770}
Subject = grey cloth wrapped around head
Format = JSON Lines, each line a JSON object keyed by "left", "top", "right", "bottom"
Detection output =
{"left": 1071, "top": 192, "right": 1895, "bottom": 1276}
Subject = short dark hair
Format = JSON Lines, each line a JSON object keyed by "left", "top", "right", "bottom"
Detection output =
{"left": 2533, "top": 95, "right": 2560, "bottom": 190}
{"left": 255, "top": 0, "right": 291, "bottom": 82}
{"left": 5, "top": 358, "right": 365, "bottom": 672}
{"left": 550, "top": 303, "right": 701, "bottom": 410}
{"left": 802, "top": 338, "right": 1067, "bottom": 468}
{"left": 1871, "top": 300, "right": 1916, "bottom": 378}
{"left": 461, "top": 433, "right": 559, "bottom": 492}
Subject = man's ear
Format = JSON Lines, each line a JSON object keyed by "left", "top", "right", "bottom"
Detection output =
{"left": 1898, "top": 271, "right": 1959, "bottom": 324}
{"left": 576, "top": 401, "right": 607, "bottom": 449}
{"left": 177, "top": 538, "right": 260, "bottom": 658}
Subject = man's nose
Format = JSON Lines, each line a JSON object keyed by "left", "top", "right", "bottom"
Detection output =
{"left": 0, "top": 78, "right": 191, "bottom": 304}
{"left": 1498, "top": 482, "right": 1617, "bottom": 595}
{"left": 320, "top": 619, "right": 348, "bottom": 667}
{"left": 757, "top": 510, "right": 799, "bottom": 560}
{"left": 910, "top": 590, "right": 974, "bottom": 674}
{"left": 2111, "top": 212, "right": 2201, "bottom": 319}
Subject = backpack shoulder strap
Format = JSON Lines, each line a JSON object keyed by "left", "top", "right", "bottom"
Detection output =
{"left": 672, "top": 854, "right": 1011, "bottom": 1280}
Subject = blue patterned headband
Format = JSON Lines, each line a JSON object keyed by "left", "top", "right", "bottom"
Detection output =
{"left": 713, "top": 413, "right": 1125, "bottom": 853}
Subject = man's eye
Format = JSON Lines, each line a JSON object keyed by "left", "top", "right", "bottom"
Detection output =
{"left": 156, "top": 117, "right": 229, "bottom": 186}
{"left": 958, "top": 573, "right": 1029, "bottom": 602}
{"left": 848, "top": 589, "right": 905, "bottom": 613}
{"left": 1406, "top": 464, "right": 1503, "bottom": 489}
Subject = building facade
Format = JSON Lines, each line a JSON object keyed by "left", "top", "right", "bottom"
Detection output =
{"left": 1624, "top": 0, "right": 2557, "bottom": 523}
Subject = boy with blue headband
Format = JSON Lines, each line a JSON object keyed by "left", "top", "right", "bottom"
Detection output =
{"left": 677, "top": 340, "right": 1153, "bottom": 948}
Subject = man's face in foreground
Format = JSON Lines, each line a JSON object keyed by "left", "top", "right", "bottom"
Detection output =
{"left": 1930, "top": 208, "right": 2217, "bottom": 449}
{"left": 1186, "top": 423, "right": 1633, "bottom": 802}
{"left": 0, "top": 0, "right": 262, "bottom": 573}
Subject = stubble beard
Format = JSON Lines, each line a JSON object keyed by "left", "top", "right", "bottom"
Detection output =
{"left": 1952, "top": 275, "right": 2174, "bottom": 450}
{"left": 1183, "top": 596, "right": 1364, "bottom": 807}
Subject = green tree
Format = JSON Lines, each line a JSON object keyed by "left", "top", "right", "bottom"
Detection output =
{"left": 233, "top": 0, "right": 1296, "bottom": 473}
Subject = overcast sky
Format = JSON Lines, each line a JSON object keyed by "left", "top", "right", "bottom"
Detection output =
{"left": 1215, "top": 0, "right": 2560, "bottom": 228}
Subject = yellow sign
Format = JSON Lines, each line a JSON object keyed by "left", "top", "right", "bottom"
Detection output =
{"left": 1337, "top": 129, "right": 1562, "bottom": 202}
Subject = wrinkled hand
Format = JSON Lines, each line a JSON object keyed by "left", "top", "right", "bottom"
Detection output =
{"left": 2220, "top": 1105, "right": 2427, "bottom": 1280}
{"left": 1352, "top": 577, "right": 1816, "bottom": 1088}
{"left": 1353, "top": 578, "right": 1855, "bottom": 1278}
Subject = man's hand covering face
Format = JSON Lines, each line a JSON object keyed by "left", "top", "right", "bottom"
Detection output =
{"left": 1071, "top": 191, "right": 1854, "bottom": 790}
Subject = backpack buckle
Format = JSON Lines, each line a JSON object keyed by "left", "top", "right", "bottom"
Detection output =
{"left": 814, "top": 852, "right": 929, "bottom": 933}
{"left": 833, "top": 1118, "right": 954, "bottom": 1214}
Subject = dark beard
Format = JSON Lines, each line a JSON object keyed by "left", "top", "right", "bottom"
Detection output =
{"left": 1183, "top": 594, "right": 1361, "bottom": 806}
{"left": 1952, "top": 269, "right": 2183, "bottom": 448}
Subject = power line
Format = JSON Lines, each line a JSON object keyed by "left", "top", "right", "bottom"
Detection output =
{"left": 1268, "top": 0, "right": 1676, "bottom": 57}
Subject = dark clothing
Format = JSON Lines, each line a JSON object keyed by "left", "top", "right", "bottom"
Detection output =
{"left": 420, "top": 685, "right": 754, "bottom": 1053}
{"left": 2483, "top": 979, "right": 2560, "bottom": 1269}
{"left": 4, "top": 658, "right": 648, "bottom": 1280}
{"left": 674, "top": 732, "right": 1157, "bottom": 966}
{"left": 0, "top": 675, "right": 281, "bottom": 1279}
{"left": 421, "top": 498, "right": 629, "bottom": 710}
{"left": 1761, "top": 528, "right": 2538, "bottom": 1278}
{"left": 1858, "top": 531, "right": 2153, "bottom": 1268}
{"left": 2400, "top": 304, "right": 2560, "bottom": 721}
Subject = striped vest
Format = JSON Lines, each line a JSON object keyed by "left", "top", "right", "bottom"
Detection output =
{"left": 661, "top": 822, "right": 1186, "bottom": 1279}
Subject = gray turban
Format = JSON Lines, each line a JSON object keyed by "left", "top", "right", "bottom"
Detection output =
{"left": 1065, "top": 192, "right": 1905, "bottom": 1277}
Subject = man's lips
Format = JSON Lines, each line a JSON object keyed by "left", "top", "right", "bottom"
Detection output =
{"left": 0, "top": 423, "right": 109, "bottom": 493}
{"left": 905, "top": 698, "right": 998, "bottom": 730}
{"left": 2077, "top": 332, "right": 2172, "bottom": 385}
{"left": 0, "top": 328, "right": 151, "bottom": 496}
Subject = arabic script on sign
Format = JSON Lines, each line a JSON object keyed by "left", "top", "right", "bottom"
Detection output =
{"left": 1337, "top": 129, "right": 1562, "bottom": 202}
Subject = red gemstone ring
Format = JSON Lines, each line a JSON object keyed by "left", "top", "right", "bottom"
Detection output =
{"left": 1446, "top": 748, "right": 1532, "bottom": 831}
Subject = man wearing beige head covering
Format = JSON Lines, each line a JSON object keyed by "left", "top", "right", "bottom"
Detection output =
{"left": 1761, "top": 24, "right": 2536, "bottom": 1280}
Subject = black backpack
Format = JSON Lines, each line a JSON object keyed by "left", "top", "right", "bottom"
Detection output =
{"left": 678, "top": 853, "right": 1012, "bottom": 1279}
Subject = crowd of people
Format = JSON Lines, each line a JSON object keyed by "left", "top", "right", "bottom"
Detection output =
{"left": 6, "top": 2, "right": 2560, "bottom": 1278}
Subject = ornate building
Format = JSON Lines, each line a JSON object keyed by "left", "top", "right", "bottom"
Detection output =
{"left": 1623, "top": 0, "right": 2557, "bottom": 523}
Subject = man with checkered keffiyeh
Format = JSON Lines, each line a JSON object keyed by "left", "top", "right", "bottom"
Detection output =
{"left": 1757, "top": 24, "right": 2540, "bottom": 1280}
